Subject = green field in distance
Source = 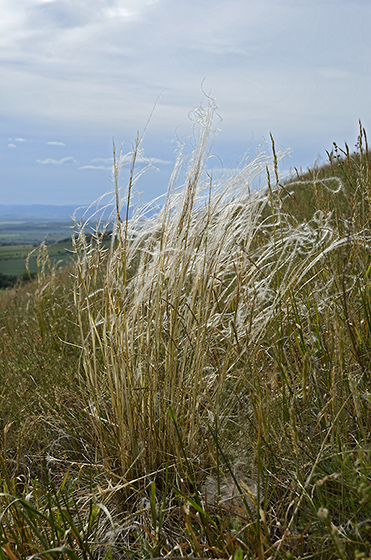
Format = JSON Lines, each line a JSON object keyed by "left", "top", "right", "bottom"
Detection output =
{"left": 0, "top": 239, "right": 74, "bottom": 277}
{"left": 0, "top": 219, "right": 74, "bottom": 245}
{"left": 0, "top": 219, "right": 75, "bottom": 279}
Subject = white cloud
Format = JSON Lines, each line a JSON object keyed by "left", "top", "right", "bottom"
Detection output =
{"left": 90, "top": 157, "right": 113, "bottom": 165}
{"left": 47, "top": 141, "right": 66, "bottom": 146}
{"left": 152, "top": 157, "right": 172, "bottom": 165}
{"left": 79, "top": 154, "right": 172, "bottom": 171}
{"left": 79, "top": 164, "right": 112, "bottom": 171}
{"left": 116, "top": 153, "right": 173, "bottom": 165}
{"left": 1, "top": 0, "right": 369, "bottom": 140}
{"left": 80, "top": 157, "right": 113, "bottom": 171}
{"left": 7, "top": 137, "right": 27, "bottom": 146}
{"left": 37, "top": 156, "right": 79, "bottom": 165}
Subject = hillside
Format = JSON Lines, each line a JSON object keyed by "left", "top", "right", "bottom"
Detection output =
{"left": 1, "top": 116, "right": 371, "bottom": 559}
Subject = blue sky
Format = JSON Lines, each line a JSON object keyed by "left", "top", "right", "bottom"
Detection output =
{"left": 1, "top": 0, "right": 371, "bottom": 207}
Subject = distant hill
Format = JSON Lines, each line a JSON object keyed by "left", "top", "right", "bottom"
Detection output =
{"left": 0, "top": 204, "right": 94, "bottom": 221}
{"left": 0, "top": 204, "right": 118, "bottom": 249}
{"left": 0, "top": 202, "right": 156, "bottom": 225}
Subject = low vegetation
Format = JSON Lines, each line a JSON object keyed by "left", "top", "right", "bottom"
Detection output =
{"left": 0, "top": 238, "right": 75, "bottom": 289}
{"left": 1, "top": 102, "right": 371, "bottom": 559}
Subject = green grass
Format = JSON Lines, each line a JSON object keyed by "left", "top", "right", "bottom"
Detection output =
{"left": 0, "top": 239, "right": 74, "bottom": 283}
{"left": 1, "top": 107, "right": 371, "bottom": 559}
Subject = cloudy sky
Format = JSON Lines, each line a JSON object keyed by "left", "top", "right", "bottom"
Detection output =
{"left": 1, "top": 0, "right": 370, "bottom": 207}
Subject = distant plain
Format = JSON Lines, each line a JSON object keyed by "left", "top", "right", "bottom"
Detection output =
{"left": 0, "top": 216, "right": 75, "bottom": 278}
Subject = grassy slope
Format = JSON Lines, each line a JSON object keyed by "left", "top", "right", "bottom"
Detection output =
{"left": 1, "top": 116, "right": 371, "bottom": 559}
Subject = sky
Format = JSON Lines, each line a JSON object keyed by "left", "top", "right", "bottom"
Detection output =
{"left": 1, "top": 0, "right": 371, "bottom": 208}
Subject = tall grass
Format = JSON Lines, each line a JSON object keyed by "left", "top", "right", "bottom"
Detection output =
{"left": 72, "top": 101, "right": 292, "bottom": 479}
{"left": 1, "top": 101, "right": 371, "bottom": 558}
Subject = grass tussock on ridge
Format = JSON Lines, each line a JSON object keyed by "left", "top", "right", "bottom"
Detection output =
{"left": 1, "top": 101, "right": 371, "bottom": 559}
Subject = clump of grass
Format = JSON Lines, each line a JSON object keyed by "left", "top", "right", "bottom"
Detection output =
{"left": 1, "top": 103, "right": 371, "bottom": 559}
{"left": 72, "top": 100, "right": 290, "bottom": 480}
